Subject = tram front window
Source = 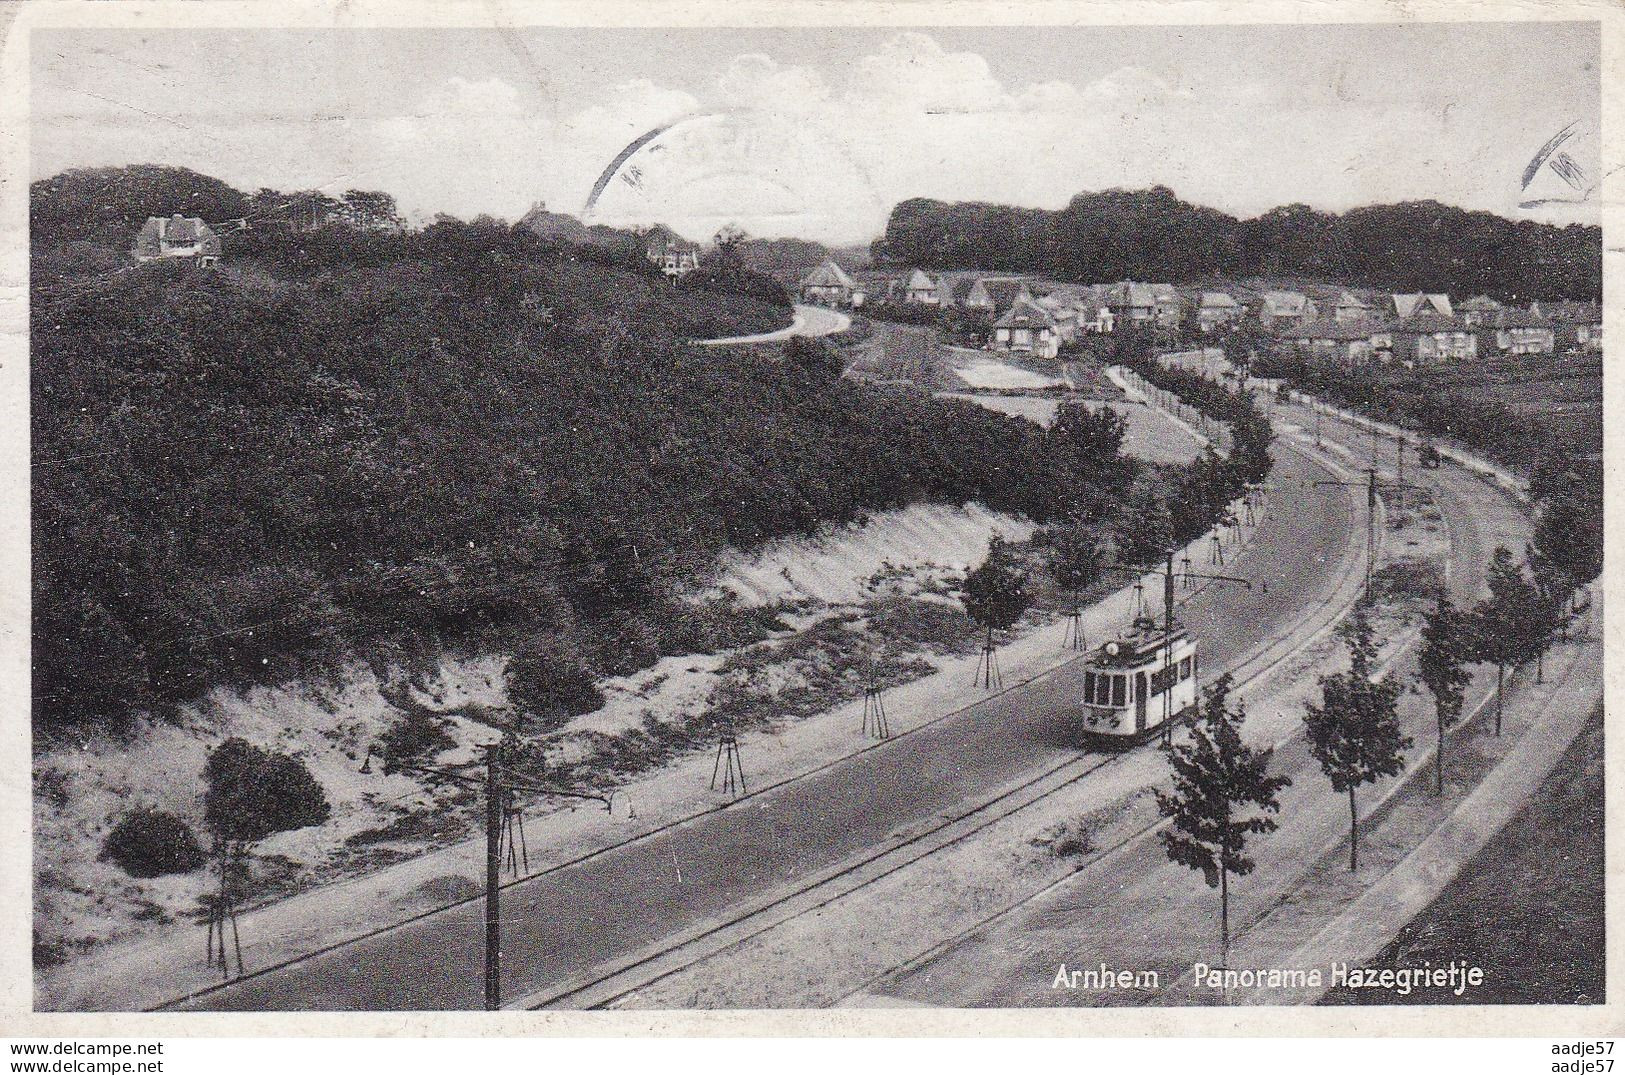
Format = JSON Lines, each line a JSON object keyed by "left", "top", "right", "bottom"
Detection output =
{"left": 1111, "top": 674, "right": 1126, "bottom": 707}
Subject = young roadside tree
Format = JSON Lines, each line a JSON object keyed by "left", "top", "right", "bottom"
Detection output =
{"left": 1471, "top": 546, "right": 1547, "bottom": 735}
{"left": 1302, "top": 606, "right": 1410, "bottom": 871}
{"left": 1417, "top": 592, "right": 1474, "bottom": 796}
{"left": 1156, "top": 673, "right": 1291, "bottom": 971}
{"left": 961, "top": 536, "right": 1033, "bottom": 687}
{"left": 1526, "top": 544, "right": 1574, "bottom": 684}
{"left": 1047, "top": 521, "right": 1107, "bottom": 650}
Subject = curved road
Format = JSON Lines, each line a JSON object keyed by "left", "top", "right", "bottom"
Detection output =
{"left": 173, "top": 434, "right": 1356, "bottom": 1011}
{"left": 695, "top": 303, "right": 851, "bottom": 346}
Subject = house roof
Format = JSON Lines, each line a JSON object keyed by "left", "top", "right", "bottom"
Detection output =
{"left": 1261, "top": 290, "right": 1312, "bottom": 314}
{"left": 1391, "top": 293, "right": 1453, "bottom": 319}
{"left": 905, "top": 268, "right": 936, "bottom": 291}
{"left": 1486, "top": 308, "right": 1551, "bottom": 329}
{"left": 1459, "top": 295, "right": 1503, "bottom": 312}
{"left": 1335, "top": 291, "right": 1371, "bottom": 309}
{"left": 975, "top": 278, "right": 1031, "bottom": 310}
{"left": 1107, "top": 281, "right": 1156, "bottom": 307}
{"left": 1544, "top": 300, "right": 1601, "bottom": 323}
{"left": 801, "top": 260, "right": 856, "bottom": 289}
{"left": 1200, "top": 291, "right": 1241, "bottom": 309}
{"left": 994, "top": 298, "right": 1058, "bottom": 330}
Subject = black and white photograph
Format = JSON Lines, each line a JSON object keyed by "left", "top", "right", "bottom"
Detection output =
{"left": 8, "top": 1, "right": 1614, "bottom": 1039}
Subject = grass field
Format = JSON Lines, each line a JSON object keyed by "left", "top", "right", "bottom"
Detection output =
{"left": 1383, "top": 354, "right": 1603, "bottom": 454}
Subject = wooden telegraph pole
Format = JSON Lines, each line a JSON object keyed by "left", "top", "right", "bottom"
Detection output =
{"left": 359, "top": 739, "right": 615, "bottom": 1010}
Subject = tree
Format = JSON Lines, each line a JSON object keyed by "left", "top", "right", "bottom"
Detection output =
{"left": 1156, "top": 673, "right": 1291, "bottom": 970}
{"left": 1470, "top": 546, "right": 1547, "bottom": 735}
{"left": 341, "top": 189, "right": 400, "bottom": 231}
{"left": 1527, "top": 544, "right": 1574, "bottom": 684}
{"left": 1048, "top": 520, "right": 1108, "bottom": 650}
{"left": 1049, "top": 400, "right": 1126, "bottom": 462}
{"left": 202, "top": 738, "right": 330, "bottom": 845}
{"left": 1417, "top": 592, "right": 1474, "bottom": 795}
{"left": 1113, "top": 484, "right": 1175, "bottom": 567}
{"left": 1303, "top": 606, "right": 1410, "bottom": 870}
{"left": 961, "top": 536, "right": 1033, "bottom": 653}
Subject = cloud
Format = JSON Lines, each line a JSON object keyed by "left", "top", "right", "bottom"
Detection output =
{"left": 846, "top": 32, "right": 1007, "bottom": 114}
{"left": 711, "top": 54, "right": 830, "bottom": 114}
{"left": 1078, "top": 66, "right": 1188, "bottom": 108}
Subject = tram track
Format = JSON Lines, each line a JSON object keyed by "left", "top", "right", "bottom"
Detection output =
{"left": 517, "top": 431, "right": 1378, "bottom": 1010}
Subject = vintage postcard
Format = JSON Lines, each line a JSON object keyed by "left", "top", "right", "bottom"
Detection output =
{"left": 2, "top": 0, "right": 1618, "bottom": 1043}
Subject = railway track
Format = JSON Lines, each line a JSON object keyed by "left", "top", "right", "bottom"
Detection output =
{"left": 517, "top": 429, "right": 1378, "bottom": 1010}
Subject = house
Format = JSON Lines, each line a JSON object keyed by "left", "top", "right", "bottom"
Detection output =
{"left": 1258, "top": 291, "right": 1317, "bottom": 327}
{"left": 1390, "top": 314, "right": 1476, "bottom": 365}
{"left": 133, "top": 214, "right": 223, "bottom": 266}
{"left": 965, "top": 277, "right": 1033, "bottom": 316}
{"left": 990, "top": 298, "right": 1061, "bottom": 359}
{"left": 1332, "top": 292, "right": 1373, "bottom": 323}
{"left": 1106, "top": 281, "right": 1158, "bottom": 327}
{"left": 1276, "top": 318, "right": 1386, "bottom": 367}
{"left": 646, "top": 239, "right": 702, "bottom": 280}
{"left": 1457, "top": 295, "right": 1503, "bottom": 328}
{"left": 1196, "top": 292, "right": 1244, "bottom": 333}
{"left": 902, "top": 269, "right": 939, "bottom": 305}
{"left": 1478, "top": 309, "right": 1554, "bottom": 355}
{"left": 799, "top": 259, "right": 858, "bottom": 306}
{"left": 1542, "top": 300, "right": 1603, "bottom": 352}
{"left": 1150, "top": 284, "right": 1184, "bottom": 329}
{"left": 1388, "top": 293, "right": 1453, "bottom": 319}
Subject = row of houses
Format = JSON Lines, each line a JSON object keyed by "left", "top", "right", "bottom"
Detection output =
{"left": 797, "top": 261, "right": 1602, "bottom": 364}
{"left": 1276, "top": 295, "right": 1603, "bottom": 366}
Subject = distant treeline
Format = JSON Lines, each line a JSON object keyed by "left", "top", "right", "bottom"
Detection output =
{"left": 873, "top": 187, "right": 1601, "bottom": 301}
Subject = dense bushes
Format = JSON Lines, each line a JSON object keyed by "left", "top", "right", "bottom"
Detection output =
{"left": 30, "top": 168, "right": 1156, "bottom": 738}
{"left": 202, "top": 738, "right": 330, "bottom": 844}
{"left": 505, "top": 637, "right": 608, "bottom": 733}
{"left": 100, "top": 808, "right": 208, "bottom": 877}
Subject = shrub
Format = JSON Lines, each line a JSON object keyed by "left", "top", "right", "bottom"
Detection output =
{"left": 376, "top": 708, "right": 455, "bottom": 772}
{"left": 505, "top": 636, "right": 605, "bottom": 732}
{"left": 100, "top": 808, "right": 208, "bottom": 877}
{"left": 203, "top": 738, "right": 331, "bottom": 844}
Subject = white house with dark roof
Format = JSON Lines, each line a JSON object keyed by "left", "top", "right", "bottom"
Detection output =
{"left": 1258, "top": 290, "right": 1317, "bottom": 327}
{"left": 133, "top": 214, "right": 223, "bottom": 266}
{"left": 799, "top": 259, "right": 858, "bottom": 306}
{"left": 990, "top": 298, "right": 1060, "bottom": 358}
{"left": 903, "top": 269, "right": 939, "bottom": 304}
{"left": 1197, "top": 291, "right": 1243, "bottom": 333}
{"left": 1332, "top": 291, "right": 1373, "bottom": 323}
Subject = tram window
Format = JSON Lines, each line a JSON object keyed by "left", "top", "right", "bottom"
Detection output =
{"left": 1112, "top": 675, "right": 1126, "bottom": 707}
{"left": 1180, "top": 656, "right": 1192, "bottom": 680}
{"left": 1084, "top": 671, "right": 1096, "bottom": 703}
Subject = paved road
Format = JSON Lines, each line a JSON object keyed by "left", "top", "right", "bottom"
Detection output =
{"left": 695, "top": 303, "right": 851, "bottom": 346}
{"left": 174, "top": 435, "right": 1354, "bottom": 1011}
{"left": 868, "top": 402, "right": 1531, "bottom": 1008}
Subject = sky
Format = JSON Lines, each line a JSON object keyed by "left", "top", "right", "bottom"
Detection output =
{"left": 31, "top": 23, "right": 1601, "bottom": 244}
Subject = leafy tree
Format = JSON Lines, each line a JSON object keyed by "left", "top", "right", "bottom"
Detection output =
{"left": 1527, "top": 545, "right": 1574, "bottom": 683}
{"left": 1470, "top": 546, "right": 1548, "bottom": 735}
{"left": 1047, "top": 520, "right": 1108, "bottom": 618}
{"left": 202, "top": 738, "right": 330, "bottom": 845}
{"left": 1417, "top": 592, "right": 1474, "bottom": 795}
{"left": 1303, "top": 606, "right": 1410, "bottom": 869}
{"left": 341, "top": 189, "right": 400, "bottom": 231}
{"left": 1113, "top": 485, "right": 1175, "bottom": 567}
{"left": 1156, "top": 673, "right": 1291, "bottom": 969}
{"left": 1531, "top": 471, "right": 1602, "bottom": 584}
{"left": 960, "top": 536, "right": 1033, "bottom": 652}
{"left": 1049, "top": 400, "right": 1126, "bottom": 462}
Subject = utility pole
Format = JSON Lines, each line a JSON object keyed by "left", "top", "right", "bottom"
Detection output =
{"left": 359, "top": 739, "right": 615, "bottom": 1010}
{"left": 1315, "top": 467, "right": 1421, "bottom": 597}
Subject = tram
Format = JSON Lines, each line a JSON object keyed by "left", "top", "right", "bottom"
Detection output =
{"left": 1079, "top": 615, "right": 1200, "bottom": 747}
